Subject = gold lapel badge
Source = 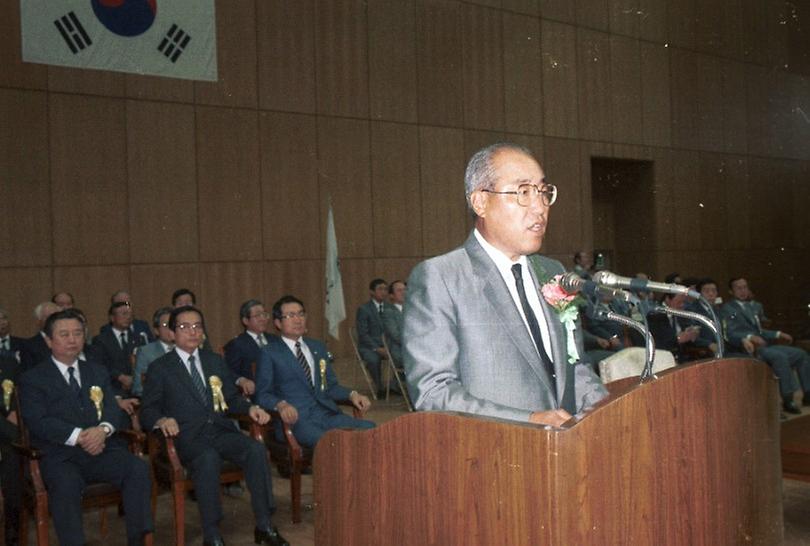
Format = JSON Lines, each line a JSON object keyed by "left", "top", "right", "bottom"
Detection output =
{"left": 1, "top": 379, "right": 13, "bottom": 412}
{"left": 89, "top": 386, "right": 103, "bottom": 420}
{"left": 319, "top": 359, "right": 327, "bottom": 391}
{"left": 208, "top": 375, "right": 228, "bottom": 412}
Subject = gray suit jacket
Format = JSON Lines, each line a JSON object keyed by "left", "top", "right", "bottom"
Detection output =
{"left": 403, "top": 232, "right": 607, "bottom": 422}
{"left": 381, "top": 304, "right": 404, "bottom": 364}
{"left": 132, "top": 340, "right": 171, "bottom": 397}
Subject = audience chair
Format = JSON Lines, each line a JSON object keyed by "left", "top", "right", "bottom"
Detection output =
{"left": 14, "top": 390, "right": 153, "bottom": 546}
{"left": 348, "top": 326, "right": 379, "bottom": 400}
{"left": 598, "top": 347, "right": 677, "bottom": 383}
{"left": 147, "top": 415, "right": 266, "bottom": 546}
{"left": 381, "top": 335, "right": 414, "bottom": 412}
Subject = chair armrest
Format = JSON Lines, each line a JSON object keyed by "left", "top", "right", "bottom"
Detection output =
{"left": 117, "top": 428, "right": 147, "bottom": 455}
{"left": 11, "top": 441, "right": 40, "bottom": 460}
{"left": 149, "top": 430, "right": 186, "bottom": 480}
{"left": 267, "top": 410, "right": 304, "bottom": 461}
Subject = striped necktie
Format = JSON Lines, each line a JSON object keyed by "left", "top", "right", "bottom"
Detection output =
{"left": 295, "top": 341, "right": 314, "bottom": 388}
{"left": 187, "top": 354, "right": 208, "bottom": 402}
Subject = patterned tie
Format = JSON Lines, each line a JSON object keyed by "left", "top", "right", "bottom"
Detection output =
{"left": 295, "top": 341, "right": 314, "bottom": 388}
{"left": 511, "top": 264, "right": 558, "bottom": 400}
{"left": 67, "top": 366, "right": 81, "bottom": 397}
{"left": 258, "top": 334, "right": 267, "bottom": 347}
{"left": 187, "top": 354, "right": 208, "bottom": 402}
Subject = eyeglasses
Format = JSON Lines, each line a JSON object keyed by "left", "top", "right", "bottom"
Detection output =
{"left": 482, "top": 183, "right": 557, "bottom": 207}
{"left": 159, "top": 322, "right": 169, "bottom": 328}
{"left": 177, "top": 322, "right": 203, "bottom": 331}
{"left": 250, "top": 312, "right": 270, "bottom": 319}
{"left": 279, "top": 311, "right": 306, "bottom": 320}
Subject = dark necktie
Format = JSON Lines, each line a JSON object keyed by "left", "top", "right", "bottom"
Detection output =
{"left": 120, "top": 331, "right": 128, "bottom": 349}
{"left": 0, "top": 338, "right": 8, "bottom": 351}
{"left": 187, "top": 354, "right": 208, "bottom": 402}
{"left": 67, "top": 366, "right": 81, "bottom": 397}
{"left": 295, "top": 341, "right": 314, "bottom": 388}
{"left": 378, "top": 304, "right": 384, "bottom": 317}
{"left": 511, "top": 264, "right": 557, "bottom": 399}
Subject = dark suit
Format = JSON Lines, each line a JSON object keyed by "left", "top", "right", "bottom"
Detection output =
{"left": 18, "top": 358, "right": 152, "bottom": 545}
{"left": 224, "top": 331, "right": 265, "bottom": 381}
{"left": 255, "top": 336, "right": 374, "bottom": 447}
{"left": 93, "top": 328, "right": 138, "bottom": 396}
{"left": 140, "top": 349, "right": 277, "bottom": 541}
{"left": 0, "top": 335, "right": 24, "bottom": 363}
{"left": 99, "top": 319, "right": 155, "bottom": 345}
{"left": 355, "top": 300, "right": 385, "bottom": 390}
{"left": 20, "top": 332, "right": 50, "bottom": 372}
{"left": 0, "top": 355, "right": 21, "bottom": 545}
{"left": 646, "top": 312, "right": 691, "bottom": 362}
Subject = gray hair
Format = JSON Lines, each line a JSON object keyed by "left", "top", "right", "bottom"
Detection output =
{"left": 464, "top": 142, "right": 534, "bottom": 211}
{"left": 239, "top": 299, "right": 264, "bottom": 321}
{"left": 33, "top": 301, "right": 60, "bottom": 321}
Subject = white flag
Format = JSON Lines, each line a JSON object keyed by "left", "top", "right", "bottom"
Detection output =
{"left": 324, "top": 204, "right": 346, "bottom": 340}
{"left": 20, "top": 0, "right": 217, "bottom": 81}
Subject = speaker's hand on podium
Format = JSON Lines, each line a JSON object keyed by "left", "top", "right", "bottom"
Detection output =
{"left": 529, "top": 409, "right": 572, "bottom": 427}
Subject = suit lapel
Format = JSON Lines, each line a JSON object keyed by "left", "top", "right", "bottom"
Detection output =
{"left": 167, "top": 351, "right": 207, "bottom": 406}
{"left": 465, "top": 236, "right": 555, "bottom": 394}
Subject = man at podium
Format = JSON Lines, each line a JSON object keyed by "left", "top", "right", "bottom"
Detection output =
{"left": 403, "top": 143, "right": 607, "bottom": 427}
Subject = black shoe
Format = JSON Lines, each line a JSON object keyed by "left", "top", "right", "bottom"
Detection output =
{"left": 255, "top": 526, "right": 290, "bottom": 546}
{"left": 203, "top": 538, "right": 225, "bottom": 546}
{"left": 783, "top": 399, "right": 802, "bottom": 414}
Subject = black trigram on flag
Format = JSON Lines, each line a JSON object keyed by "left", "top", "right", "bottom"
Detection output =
{"left": 157, "top": 24, "right": 191, "bottom": 63}
{"left": 53, "top": 12, "right": 92, "bottom": 54}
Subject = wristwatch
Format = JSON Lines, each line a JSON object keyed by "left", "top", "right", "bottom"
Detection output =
{"left": 99, "top": 423, "right": 112, "bottom": 436}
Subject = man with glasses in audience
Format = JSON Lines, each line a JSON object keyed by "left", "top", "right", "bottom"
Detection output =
{"left": 403, "top": 142, "right": 606, "bottom": 426}
{"left": 224, "top": 299, "right": 271, "bottom": 396}
{"left": 255, "top": 295, "right": 374, "bottom": 448}
{"left": 140, "top": 305, "right": 289, "bottom": 546}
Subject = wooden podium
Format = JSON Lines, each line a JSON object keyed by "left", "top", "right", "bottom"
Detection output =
{"left": 313, "top": 358, "right": 784, "bottom": 545}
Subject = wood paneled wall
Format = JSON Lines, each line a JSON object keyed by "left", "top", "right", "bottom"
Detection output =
{"left": 1, "top": 0, "right": 809, "bottom": 353}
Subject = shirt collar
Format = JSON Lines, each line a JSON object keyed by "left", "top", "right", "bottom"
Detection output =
{"left": 159, "top": 340, "right": 174, "bottom": 353}
{"left": 51, "top": 356, "right": 80, "bottom": 378}
{"left": 174, "top": 346, "right": 199, "bottom": 365}
{"left": 474, "top": 228, "right": 528, "bottom": 277}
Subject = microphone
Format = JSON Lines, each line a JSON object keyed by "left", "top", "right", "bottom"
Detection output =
{"left": 593, "top": 271, "right": 700, "bottom": 299}
{"left": 560, "top": 272, "right": 634, "bottom": 302}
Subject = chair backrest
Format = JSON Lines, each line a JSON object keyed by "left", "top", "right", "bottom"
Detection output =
{"left": 598, "top": 347, "right": 676, "bottom": 383}
{"left": 349, "top": 327, "right": 363, "bottom": 360}
{"left": 381, "top": 334, "right": 397, "bottom": 368}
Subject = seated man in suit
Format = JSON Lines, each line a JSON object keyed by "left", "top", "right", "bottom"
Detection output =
{"left": 94, "top": 301, "right": 140, "bottom": 397}
{"left": 0, "top": 307, "right": 26, "bottom": 363}
{"left": 381, "top": 280, "right": 406, "bottom": 365}
{"left": 52, "top": 291, "right": 75, "bottom": 309}
{"left": 20, "top": 301, "right": 60, "bottom": 371}
{"left": 18, "top": 309, "right": 153, "bottom": 546}
{"left": 256, "top": 295, "right": 374, "bottom": 448}
{"left": 403, "top": 142, "right": 607, "bottom": 426}
{"left": 224, "top": 299, "right": 271, "bottom": 396}
{"left": 140, "top": 306, "right": 289, "bottom": 546}
{"left": 98, "top": 291, "right": 155, "bottom": 346}
{"left": 132, "top": 307, "right": 175, "bottom": 397}
{"left": 355, "top": 278, "right": 388, "bottom": 397}
{"left": 0, "top": 352, "right": 21, "bottom": 545}
{"left": 722, "top": 277, "right": 810, "bottom": 414}
{"left": 646, "top": 292, "right": 701, "bottom": 362}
